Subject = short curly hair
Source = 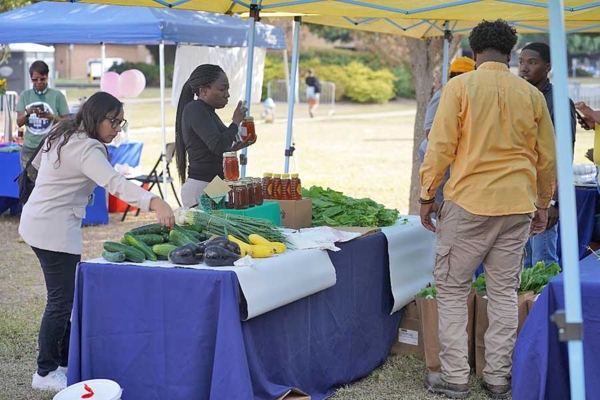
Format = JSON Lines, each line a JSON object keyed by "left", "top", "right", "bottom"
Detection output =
{"left": 469, "top": 19, "right": 518, "bottom": 56}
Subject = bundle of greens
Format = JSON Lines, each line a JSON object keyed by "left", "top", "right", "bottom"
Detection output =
{"left": 302, "top": 186, "right": 401, "bottom": 227}
{"left": 184, "top": 209, "right": 286, "bottom": 243}
{"left": 416, "top": 285, "right": 437, "bottom": 299}
{"left": 519, "top": 261, "right": 561, "bottom": 294}
{"left": 472, "top": 273, "right": 487, "bottom": 292}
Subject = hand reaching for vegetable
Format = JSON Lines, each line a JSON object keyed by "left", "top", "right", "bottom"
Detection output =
{"left": 232, "top": 100, "right": 248, "bottom": 126}
{"left": 150, "top": 197, "right": 175, "bottom": 230}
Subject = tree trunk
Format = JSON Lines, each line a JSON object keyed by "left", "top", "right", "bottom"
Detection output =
{"left": 406, "top": 36, "right": 462, "bottom": 214}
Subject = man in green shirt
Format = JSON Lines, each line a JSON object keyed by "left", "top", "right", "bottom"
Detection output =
{"left": 16, "top": 60, "right": 69, "bottom": 181}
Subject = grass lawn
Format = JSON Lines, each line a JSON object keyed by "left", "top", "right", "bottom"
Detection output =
{"left": 1, "top": 93, "right": 595, "bottom": 399}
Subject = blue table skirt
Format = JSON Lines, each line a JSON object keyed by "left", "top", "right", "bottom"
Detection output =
{"left": 512, "top": 253, "right": 600, "bottom": 399}
{"left": 68, "top": 233, "right": 402, "bottom": 400}
{"left": 557, "top": 186, "right": 599, "bottom": 261}
{"left": 0, "top": 151, "right": 22, "bottom": 214}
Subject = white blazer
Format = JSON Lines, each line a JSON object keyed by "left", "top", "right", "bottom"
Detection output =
{"left": 19, "top": 132, "right": 156, "bottom": 255}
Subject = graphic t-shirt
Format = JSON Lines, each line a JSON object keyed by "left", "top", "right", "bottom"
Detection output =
{"left": 16, "top": 88, "right": 69, "bottom": 149}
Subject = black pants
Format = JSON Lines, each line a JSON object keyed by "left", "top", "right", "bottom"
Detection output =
{"left": 32, "top": 247, "right": 80, "bottom": 376}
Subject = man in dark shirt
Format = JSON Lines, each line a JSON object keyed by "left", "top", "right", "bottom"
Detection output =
{"left": 519, "top": 42, "right": 577, "bottom": 268}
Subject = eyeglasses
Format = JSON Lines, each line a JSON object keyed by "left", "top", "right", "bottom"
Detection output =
{"left": 31, "top": 77, "right": 48, "bottom": 83}
{"left": 106, "top": 117, "right": 128, "bottom": 129}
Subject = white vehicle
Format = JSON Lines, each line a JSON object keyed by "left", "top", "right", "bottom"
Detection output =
{"left": 86, "top": 57, "right": 124, "bottom": 80}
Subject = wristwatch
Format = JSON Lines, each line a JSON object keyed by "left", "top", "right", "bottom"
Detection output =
{"left": 550, "top": 199, "right": 559, "bottom": 208}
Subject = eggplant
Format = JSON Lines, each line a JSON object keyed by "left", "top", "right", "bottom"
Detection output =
{"left": 206, "top": 236, "right": 241, "bottom": 256}
{"left": 203, "top": 245, "right": 241, "bottom": 267}
{"left": 168, "top": 243, "right": 204, "bottom": 265}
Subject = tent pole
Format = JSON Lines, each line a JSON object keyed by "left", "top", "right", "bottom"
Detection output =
{"left": 548, "top": 0, "right": 586, "bottom": 398}
{"left": 101, "top": 42, "right": 106, "bottom": 76}
{"left": 284, "top": 16, "right": 301, "bottom": 174}
{"left": 442, "top": 21, "right": 450, "bottom": 86}
{"left": 283, "top": 49, "right": 290, "bottom": 102}
{"left": 241, "top": 0, "right": 258, "bottom": 178}
{"left": 159, "top": 40, "right": 168, "bottom": 201}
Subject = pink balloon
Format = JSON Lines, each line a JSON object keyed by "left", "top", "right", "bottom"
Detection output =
{"left": 100, "top": 72, "right": 122, "bottom": 98}
{"left": 119, "top": 69, "right": 146, "bottom": 98}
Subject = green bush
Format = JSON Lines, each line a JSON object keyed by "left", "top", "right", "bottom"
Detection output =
{"left": 343, "top": 62, "right": 397, "bottom": 103}
{"left": 109, "top": 62, "right": 174, "bottom": 87}
{"left": 574, "top": 68, "right": 594, "bottom": 77}
{"left": 311, "top": 64, "right": 349, "bottom": 101}
{"left": 391, "top": 63, "right": 416, "bottom": 99}
{"left": 299, "top": 48, "right": 380, "bottom": 69}
{"left": 262, "top": 53, "right": 287, "bottom": 99}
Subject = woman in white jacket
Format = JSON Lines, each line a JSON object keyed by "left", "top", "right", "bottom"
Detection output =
{"left": 19, "top": 91, "right": 175, "bottom": 392}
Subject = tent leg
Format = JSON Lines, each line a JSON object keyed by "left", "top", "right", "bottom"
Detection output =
{"left": 442, "top": 21, "right": 449, "bottom": 86}
{"left": 101, "top": 42, "right": 106, "bottom": 77}
{"left": 283, "top": 49, "right": 290, "bottom": 101}
{"left": 241, "top": 1, "right": 258, "bottom": 178}
{"left": 548, "top": 1, "right": 586, "bottom": 399}
{"left": 159, "top": 40, "right": 168, "bottom": 201}
{"left": 284, "top": 17, "right": 301, "bottom": 174}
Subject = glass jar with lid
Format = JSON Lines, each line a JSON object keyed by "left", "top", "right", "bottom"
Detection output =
{"left": 223, "top": 152, "right": 239, "bottom": 181}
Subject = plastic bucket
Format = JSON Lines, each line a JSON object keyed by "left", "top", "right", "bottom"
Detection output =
{"left": 53, "top": 379, "right": 123, "bottom": 400}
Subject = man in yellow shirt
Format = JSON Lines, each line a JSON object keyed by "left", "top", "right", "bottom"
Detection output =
{"left": 419, "top": 20, "right": 556, "bottom": 399}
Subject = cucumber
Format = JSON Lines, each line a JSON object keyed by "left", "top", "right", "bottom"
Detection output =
{"left": 103, "top": 241, "right": 146, "bottom": 263}
{"left": 102, "top": 250, "right": 126, "bottom": 263}
{"left": 133, "top": 233, "right": 165, "bottom": 246}
{"left": 152, "top": 244, "right": 178, "bottom": 257}
{"left": 174, "top": 224, "right": 200, "bottom": 241}
{"left": 182, "top": 224, "right": 204, "bottom": 233}
{"left": 124, "top": 233, "right": 157, "bottom": 261}
{"left": 169, "top": 230, "right": 196, "bottom": 247}
{"left": 129, "top": 223, "right": 169, "bottom": 236}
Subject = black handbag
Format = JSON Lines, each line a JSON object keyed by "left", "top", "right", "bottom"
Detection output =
{"left": 13, "top": 141, "right": 44, "bottom": 205}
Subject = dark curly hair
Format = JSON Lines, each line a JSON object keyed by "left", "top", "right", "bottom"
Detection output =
{"left": 469, "top": 19, "right": 518, "bottom": 56}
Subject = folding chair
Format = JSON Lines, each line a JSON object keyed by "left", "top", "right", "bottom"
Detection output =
{"left": 121, "top": 142, "right": 181, "bottom": 221}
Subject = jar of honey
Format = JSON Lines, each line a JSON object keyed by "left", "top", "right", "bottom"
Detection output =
{"left": 224, "top": 180, "right": 235, "bottom": 209}
{"left": 290, "top": 173, "right": 302, "bottom": 200}
{"left": 240, "top": 116, "right": 256, "bottom": 142}
{"left": 244, "top": 178, "right": 256, "bottom": 208}
{"left": 223, "top": 152, "right": 239, "bottom": 181}
{"left": 253, "top": 178, "right": 264, "bottom": 206}
{"left": 262, "top": 173, "right": 272, "bottom": 199}
{"left": 281, "top": 173, "right": 291, "bottom": 200}
{"left": 272, "top": 173, "right": 282, "bottom": 200}
{"left": 233, "top": 182, "right": 249, "bottom": 209}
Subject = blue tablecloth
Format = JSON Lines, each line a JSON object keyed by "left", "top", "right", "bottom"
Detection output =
{"left": 557, "top": 186, "right": 599, "bottom": 261}
{"left": 68, "top": 233, "right": 402, "bottom": 400}
{"left": 512, "top": 253, "right": 600, "bottom": 399}
{"left": 82, "top": 142, "right": 144, "bottom": 225}
{"left": 0, "top": 151, "right": 22, "bottom": 214}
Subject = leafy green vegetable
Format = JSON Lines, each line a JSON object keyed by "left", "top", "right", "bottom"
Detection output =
{"left": 416, "top": 286, "right": 437, "bottom": 299}
{"left": 302, "top": 186, "right": 402, "bottom": 227}
{"left": 472, "top": 273, "right": 487, "bottom": 292}
{"left": 519, "top": 261, "right": 561, "bottom": 294}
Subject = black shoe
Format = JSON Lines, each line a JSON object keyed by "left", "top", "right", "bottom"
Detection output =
{"left": 425, "top": 372, "right": 470, "bottom": 399}
{"left": 309, "top": 111, "right": 314, "bottom": 118}
{"left": 482, "top": 380, "right": 510, "bottom": 399}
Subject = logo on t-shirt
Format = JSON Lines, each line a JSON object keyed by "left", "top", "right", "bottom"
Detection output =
{"left": 26, "top": 101, "right": 54, "bottom": 136}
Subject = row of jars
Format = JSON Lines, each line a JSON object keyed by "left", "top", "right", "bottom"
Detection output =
{"left": 224, "top": 178, "right": 264, "bottom": 210}
{"left": 262, "top": 173, "right": 302, "bottom": 200}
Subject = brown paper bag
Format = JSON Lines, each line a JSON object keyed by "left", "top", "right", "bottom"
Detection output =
{"left": 390, "top": 301, "right": 424, "bottom": 360}
{"left": 474, "top": 291, "right": 535, "bottom": 377}
{"left": 415, "top": 295, "right": 441, "bottom": 372}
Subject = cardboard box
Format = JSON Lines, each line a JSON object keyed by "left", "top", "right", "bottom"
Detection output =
{"left": 390, "top": 301, "right": 424, "bottom": 360}
{"left": 266, "top": 198, "right": 312, "bottom": 229}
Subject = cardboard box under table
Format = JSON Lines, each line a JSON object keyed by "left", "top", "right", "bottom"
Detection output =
{"left": 220, "top": 201, "right": 282, "bottom": 226}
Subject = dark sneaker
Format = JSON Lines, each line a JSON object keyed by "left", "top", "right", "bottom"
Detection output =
{"left": 425, "top": 372, "right": 470, "bottom": 399}
{"left": 482, "top": 380, "right": 510, "bottom": 399}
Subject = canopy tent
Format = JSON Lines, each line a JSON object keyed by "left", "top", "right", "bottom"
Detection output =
{"left": 46, "top": 1, "right": 587, "bottom": 398}
{"left": 0, "top": 1, "right": 286, "bottom": 194}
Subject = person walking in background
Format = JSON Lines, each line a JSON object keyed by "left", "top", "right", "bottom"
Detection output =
{"left": 519, "top": 42, "right": 577, "bottom": 268}
{"left": 418, "top": 56, "right": 475, "bottom": 205}
{"left": 19, "top": 92, "right": 174, "bottom": 392}
{"left": 419, "top": 20, "right": 556, "bottom": 399}
{"left": 16, "top": 60, "right": 69, "bottom": 182}
{"left": 305, "top": 68, "right": 321, "bottom": 118}
{"left": 174, "top": 64, "right": 256, "bottom": 208}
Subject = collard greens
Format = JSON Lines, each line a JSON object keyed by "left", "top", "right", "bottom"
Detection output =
{"left": 302, "top": 186, "right": 400, "bottom": 227}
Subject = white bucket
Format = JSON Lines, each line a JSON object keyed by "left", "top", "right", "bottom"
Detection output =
{"left": 53, "top": 379, "right": 123, "bottom": 400}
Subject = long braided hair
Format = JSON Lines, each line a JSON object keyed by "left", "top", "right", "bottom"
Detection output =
{"left": 175, "top": 64, "right": 225, "bottom": 184}
{"left": 43, "top": 92, "right": 122, "bottom": 167}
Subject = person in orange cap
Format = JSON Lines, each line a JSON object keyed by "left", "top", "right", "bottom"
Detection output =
{"left": 418, "top": 56, "right": 475, "bottom": 206}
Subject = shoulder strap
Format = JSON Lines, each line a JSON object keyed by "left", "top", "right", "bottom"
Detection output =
{"left": 24, "top": 139, "right": 46, "bottom": 171}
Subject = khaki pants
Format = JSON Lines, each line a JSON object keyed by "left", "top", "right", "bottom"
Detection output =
{"left": 434, "top": 201, "right": 532, "bottom": 386}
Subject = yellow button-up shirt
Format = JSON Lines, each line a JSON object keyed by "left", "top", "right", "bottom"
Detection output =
{"left": 419, "top": 62, "right": 556, "bottom": 216}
